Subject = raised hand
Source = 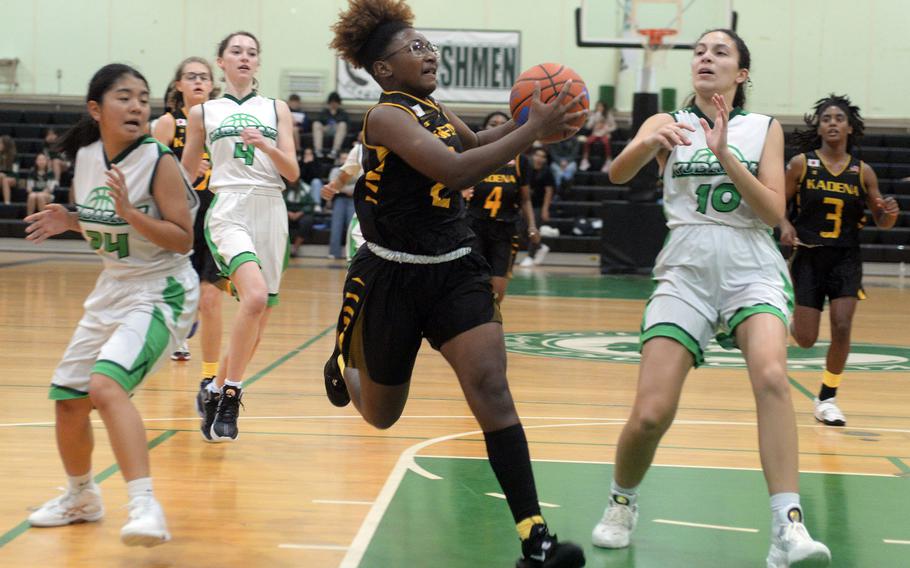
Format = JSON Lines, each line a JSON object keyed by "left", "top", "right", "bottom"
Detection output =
{"left": 105, "top": 165, "right": 137, "bottom": 221}
{"left": 526, "top": 80, "right": 588, "bottom": 142}
{"left": 644, "top": 121, "right": 696, "bottom": 151}
{"left": 698, "top": 93, "right": 729, "bottom": 157}
{"left": 24, "top": 203, "right": 73, "bottom": 243}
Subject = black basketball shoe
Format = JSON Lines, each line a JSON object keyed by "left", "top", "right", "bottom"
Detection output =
{"left": 195, "top": 377, "right": 214, "bottom": 418}
{"left": 210, "top": 385, "right": 243, "bottom": 442}
{"left": 199, "top": 388, "right": 220, "bottom": 442}
{"left": 516, "top": 524, "right": 586, "bottom": 568}
{"left": 324, "top": 355, "right": 350, "bottom": 407}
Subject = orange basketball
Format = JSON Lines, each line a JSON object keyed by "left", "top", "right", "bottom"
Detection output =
{"left": 509, "top": 63, "right": 589, "bottom": 144}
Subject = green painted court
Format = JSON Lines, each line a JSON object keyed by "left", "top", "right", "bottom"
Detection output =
{"left": 358, "top": 457, "right": 910, "bottom": 567}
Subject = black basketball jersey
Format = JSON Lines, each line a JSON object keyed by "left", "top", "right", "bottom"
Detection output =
{"left": 793, "top": 151, "right": 867, "bottom": 247}
{"left": 467, "top": 155, "right": 528, "bottom": 225}
{"left": 168, "top": 107, "right": 210, "bottom": 191}
{"left": 355, "top": 91, "right": 472, "bottom": 256}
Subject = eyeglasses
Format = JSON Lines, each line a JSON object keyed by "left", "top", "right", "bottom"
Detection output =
{"left": 379, "top": 39, "right": 439, "bottom": 61}
{"left": 182, "top": 72, "right": 212, "bottom": 82}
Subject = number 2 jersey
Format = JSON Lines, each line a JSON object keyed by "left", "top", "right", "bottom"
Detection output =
{"left": 72, "top": 136, "right": 198, "bottom": 278}
{"left": 355, "top": 91, "right": 473, "bottom": 256}
{"left": 663, "top": 106, "right": 772, "bottom": 229}
{"left": 791, "top": 150, "right": 867, "bottom": 247}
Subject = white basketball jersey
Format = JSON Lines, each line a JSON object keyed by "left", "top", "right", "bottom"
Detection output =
{"left": 663, "top": 107, "right": 772, "bottom": 229}
{"left": 203, "top": 93, "right": 283, "bottom": 191}
{"left": 73, "top": 137, "right": 198, "bottom": 278}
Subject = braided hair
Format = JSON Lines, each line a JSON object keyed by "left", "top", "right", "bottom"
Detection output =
{"left": 790, "top": 94, "right": 864, "bottom": 154}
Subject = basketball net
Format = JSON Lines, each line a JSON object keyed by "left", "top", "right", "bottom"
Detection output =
{"left": 636, "top": 28, "right": 676, "bottom": 93}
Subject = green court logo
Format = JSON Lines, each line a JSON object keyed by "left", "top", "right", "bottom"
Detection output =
{"left": 672, "top": 145, "right": 758, "bottom": 177}
{"left": 76, "top": 186, "right": 147, "bottom": 225}
{"left": 504, "top": 331, "right": 910, "bottom": 372}
{"left": 210, "top": 113, "right": 278, "bottom": 142}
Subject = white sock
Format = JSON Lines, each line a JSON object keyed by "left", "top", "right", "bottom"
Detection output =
{"left": 68, "top": 471, "right": 93, "bottom": 492}
{"left": 770, "top": 492, "right": 802, "bottom": 532}
{"left": 611, "top": 479, "right": 639, "bottom": 507}
{"left": 126, "top": 477, "right": 154, "bottom": 501}
{"left": 223, "top": 379, "right": 243, "bottom": 389}
{"left": 206, "top": 380, "right": 220, "bottom": 393}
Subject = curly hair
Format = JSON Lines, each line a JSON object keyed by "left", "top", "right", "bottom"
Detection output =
{"left": 791, "top": 94, "right": 864, "bottom": 154}
{"left": 329, "top": 0, "right": 414, "bottom": 73}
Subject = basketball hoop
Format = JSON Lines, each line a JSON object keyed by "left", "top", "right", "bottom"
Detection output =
{"left": 636, "top": 28, "right": 677, "bottom": 92}
{"left": 637, "top": 28, "right": 678, "bottom": 48}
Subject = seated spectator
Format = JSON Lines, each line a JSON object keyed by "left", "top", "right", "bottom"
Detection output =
{"left": 25, "top": 153, "right": 57, "bottom": 216}
{"left": 42, "top": 128, "right": 71, "bottom": 185}
{"left": 580, "top": 101, "right": 616, "bottom": 172}
{"left": 299, "top": 147, "right": 325, "bottom": 206}
{"left": 519, "top": 147, "right": 556, "bottom": 267}
{"left": 285, "top": 179, "right": 316, "bottom": 257}
{"left": 548, "top": 135, "right": 581, "bottom": 190}
{"left": 287, "top": 94, "right": 307, "bottom": 152}
{"left": 0, "top": 135, "right": 17, "bottom": 205}
{"left": 312, "top": 91, "right": 349, "bottom": 159}
{"left": 322, "top": 149, "right": 357, "bottom": 259}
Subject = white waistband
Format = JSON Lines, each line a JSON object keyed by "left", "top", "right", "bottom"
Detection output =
{"left": 367, "top": 242, "right": 471, "bottom": 264}
{"left": 214, "top": 186, "right": 284, "bottom": 197}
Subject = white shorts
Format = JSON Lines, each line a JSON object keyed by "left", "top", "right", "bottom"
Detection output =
{"left": 346, "top": 214, "right": 364, "bottom": 262}
{"left": 641, "top": 224, "right": 793, "bottom": 365}
{"left": 50, "top": 265, "right": 199, "bottom": 400}
{"left": 205, "top": 187, "right": 288, "bottom": 306}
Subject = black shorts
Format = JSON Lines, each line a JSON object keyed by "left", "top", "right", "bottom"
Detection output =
{"left": 469, "top": 217, "right": 519, "bottom": 278}
{"left": 333, "top": 248, "right": 501, "bottom": 386}
{"left": 193, "top": 190, "right": 222, "bottom": 285}
{"left": 790, "top": 245, "right": 863, "bottom": 310}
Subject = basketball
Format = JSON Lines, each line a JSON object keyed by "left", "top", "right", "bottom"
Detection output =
{"left": 509, "top": 63, "right": 589, "bottom": 143}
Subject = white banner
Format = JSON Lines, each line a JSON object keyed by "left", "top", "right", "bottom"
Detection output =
{"left": 336, "top": 29, "right": 521, "bottom": 103}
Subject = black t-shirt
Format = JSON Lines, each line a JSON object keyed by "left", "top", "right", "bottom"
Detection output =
{"left": 317, "top": 107, "right": 349, "bottom": 126}
{"left": 793, "top": 150, "right": 867, "bottom": 247}
{"left": 355, "top": 91, "right": 472, "bottom": 255}
{"left": 527, "top": 164, "right": 555, "bottom": 209}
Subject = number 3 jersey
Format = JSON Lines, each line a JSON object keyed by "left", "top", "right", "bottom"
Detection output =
{"left": 792, "top": 150, "right": 867, "bottom": 247}
{"left": 663, "top": 107, "right": 772, "bottom": 230}
{"left": 73, "top": 136, "right": 198, "bottom": 278}
{"left": 202, "top": 93, "right": 283, "bottom": 192}
{"left": 355, "top": 91, "right": 473, "bottom": 256}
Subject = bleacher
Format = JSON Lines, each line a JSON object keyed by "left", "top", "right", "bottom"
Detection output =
{"left": 545, "top": 131, "right": 910, "bottom": 262}
{"left": 1, "top": 105, "right": 908, "bottom": 262}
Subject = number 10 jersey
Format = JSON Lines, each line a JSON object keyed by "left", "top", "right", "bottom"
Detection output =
{"left": 663, "top": 106, "right": 772, "bottom": 230}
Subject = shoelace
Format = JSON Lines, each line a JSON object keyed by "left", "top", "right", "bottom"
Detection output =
{"left": 124, "top": 497, "right": 154, "bottom": 521}
{"left": 217, "top": 393, "right": 244, "bottom": 424}
{"left": 604, "top": 503, "right": 635, "bottom": 526}
{"left": 33, "top": 487, "right": 93, "bottom": 516}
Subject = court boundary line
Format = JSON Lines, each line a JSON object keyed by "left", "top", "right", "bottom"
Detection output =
{"left": 341, "top": 420, "right": 908, "bottom": 567}
{"left": 0, "top": 325, "right": 333, "bottom": 550}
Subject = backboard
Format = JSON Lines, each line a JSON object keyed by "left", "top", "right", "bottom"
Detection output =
{"left": 577, "top": 0, "right": 734, "bottom": 50}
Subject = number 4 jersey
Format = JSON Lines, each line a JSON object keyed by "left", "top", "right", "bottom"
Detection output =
{"left": 663, "top": 106, "right": 772, "bottom": 230}
{"left": 202, "top": 92, "right": 283, "bottom": 191}
{"left": 73, "top": 136, "right": 198, "bottom": 278}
